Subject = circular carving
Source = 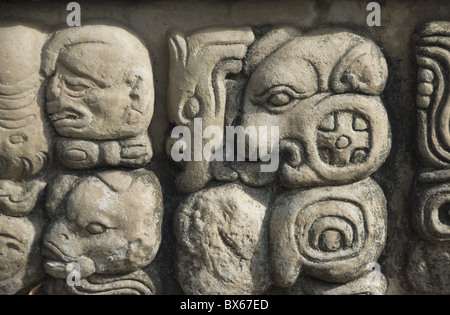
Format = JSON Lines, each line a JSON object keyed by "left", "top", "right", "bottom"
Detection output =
{"left": 294, "top": 200, "right": 365, "bottom": 265}
{"left": 306, "top": 94, "right": 390, "bottom": 184}
{"left": 270, "top": 177, "right": 387, "bottom": 285}
{"left": 184, "top": 97, "right": 200, "bottom": 119}
{"left": 317, "top": 111, "right": 370, "bottom": 166}
{"left": 414, "top": 183, "right": 450, "bottom": 242}
{"left": 56, "top": 138, "right": 99, "bottom": 169}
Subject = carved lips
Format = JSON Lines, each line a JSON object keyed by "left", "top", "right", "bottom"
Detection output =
{"left": 47, "top": 106, "right": 91, "bottom": 130}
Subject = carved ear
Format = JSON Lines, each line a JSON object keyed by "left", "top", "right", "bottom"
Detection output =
{"left": 330, "top": 41, "right": 388, "bottom": 95}
{"left": 168, "top": 30, "right": 188, "bottom": 67}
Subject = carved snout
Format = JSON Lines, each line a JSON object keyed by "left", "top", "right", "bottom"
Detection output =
{"left": 43, "top": 222, "right": 96, "bottom": 280}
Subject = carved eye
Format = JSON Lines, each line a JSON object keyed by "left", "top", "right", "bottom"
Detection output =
{"left": 85, "top": 222, "right": 107, "bottom": 235}
{"left": 66, "top": 83, "right": 90, "bottom": 92}
{"left": 9, "top": 134, "right": 27, "bottom": 144}
{"left": 268, "top": 92, "right": 291, "bottom": 107}
{"left": 6, "top": 242, "right": 22, "bottom": 252}
{"left": 253, "top": 85, "right": 315, "bottom": 113}
{"left": 65, "top": 81, "right": 91, "bottom": 92}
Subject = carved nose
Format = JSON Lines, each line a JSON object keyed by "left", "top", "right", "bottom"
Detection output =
{"left": 48, "top": 87, "right": 60, "bottom": 101}
{"left": 46, "top": 79, "right": 61, "bottom": 102}
{"left": 43, "top": 221, "right": 81, "bottom": 259}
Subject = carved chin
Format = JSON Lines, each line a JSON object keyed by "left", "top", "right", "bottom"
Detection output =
{"left": 51, "top": 118, "right": 91, "bottom": 137}
{"left": 43, "top": 256, "right": 96, "bottom": 280}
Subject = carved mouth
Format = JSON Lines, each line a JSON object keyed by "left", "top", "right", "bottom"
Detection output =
{"left": 48, "top": 109, "right": 89, "bottom": 129}
{"left": 43, "top": 241, "right": 76, "bottom": 279}
{"left": 42, "top": 240, "right": 73, "bottom": 263}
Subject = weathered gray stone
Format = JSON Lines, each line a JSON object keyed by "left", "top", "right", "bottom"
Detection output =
{"left": 0, "top": 0, "right": 449, "bottom": 296}
{"left": 174, "top": 182, "right": 272, "bottom": 295}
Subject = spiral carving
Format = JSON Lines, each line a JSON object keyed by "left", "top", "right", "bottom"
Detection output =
{"left": 414, "top": 183, "right": 450, "bottom": 242}
{"left": 270, "top": 177, "right": 387, "bottom": 286}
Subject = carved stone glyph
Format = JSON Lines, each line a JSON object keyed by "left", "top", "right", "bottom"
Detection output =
{"left": 43, "top": 169, "right": 163, "bottom": 295}
{"left": 239, "top": 27, "right": 390, "bottom": 188}
{"left": 42, "top": 24, "right": 154, "bottom": 170}
{"left": 171, "top": 25, "right": 391, "bottom": 295}
{"left": 0, "top": 22, "right": 49, "bottom": 216}
{"left": 410, "top": 21, "right": 450, "bottom": 294}
{"left": 167, "top": 26, "right": 255, "bottom": 193}
{"left": 0, "top": 211, "right": 45, "bottom": 294}
{"left": 0, "top": 22, "right": 49, "bottom": 294}
{"left": 270, "top": 178, "right": 387, "bottom": 291}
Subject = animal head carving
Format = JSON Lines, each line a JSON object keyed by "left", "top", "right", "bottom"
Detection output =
{"left": 42, "top": 169, "right": 163, "bottom": 294}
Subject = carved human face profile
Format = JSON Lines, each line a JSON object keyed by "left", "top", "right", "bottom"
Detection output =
{"left": 0, "top": 23, "right": 49, "bottom": 181}
{"left": 0, "top": 212, "right": 44, "bottom": 294}
{"left": 42, "top": 25, "right": 155, "bottom": 141}
{"left": 0, "top": 215, "right": 34, "bottom": 282}
{"left": 43, "top": 170, "right": 163, "bottom": 285}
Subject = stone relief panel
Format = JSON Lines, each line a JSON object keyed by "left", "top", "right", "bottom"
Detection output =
{"left": 170, "top": 25, "right": 391, "bottom": 295}
{"left": 38, "top": 23, "right": 164, "bottom": 295}
{"left": 0, "top": 21, "right": 49, "bottom": 295}
{"left": 409, "top": 21, "right": 450, "bottom": 294}
{"left": 3, "top": 2, "right": 450, "bottom": 296}
{"left": 0, "top": 20, "right": 164, "bottom": 295}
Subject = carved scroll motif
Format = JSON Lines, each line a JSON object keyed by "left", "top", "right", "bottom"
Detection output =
{"left": 171, "top": 25, "right": 391, "bottom": 295}
{"left": 416, "top": 22, "right": 450, "bottom": 168}
{"left": 167, "top": 26, "right": 255, "bottom": 193}
{"left": 410, "top": 21, "right": 450, "bottom": 294}
{"left": 270, "top": 178, "right": 387, "bottom": 294}
{"left": 0, "top": 22, "right": 49, "bottom": 294}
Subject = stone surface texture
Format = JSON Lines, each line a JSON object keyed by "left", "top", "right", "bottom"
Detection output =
{"left": 0, "top": 0, "right": 450, "bottom": 295}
